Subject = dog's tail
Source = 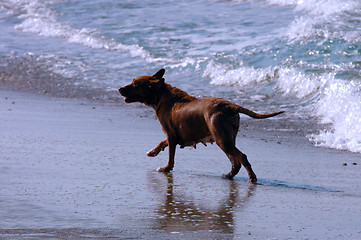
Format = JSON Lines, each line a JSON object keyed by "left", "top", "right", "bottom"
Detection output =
{"left": 232, "top": 104, "right": 284, "bottom": 119}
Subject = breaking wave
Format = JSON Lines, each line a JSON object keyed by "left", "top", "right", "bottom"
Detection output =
{"left": 204, "top": 60, "right": 361, "bottom": 153}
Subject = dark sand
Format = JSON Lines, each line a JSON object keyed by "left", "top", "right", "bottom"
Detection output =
{"left": 1, "top": 90, "right": 360, "bottom": 239}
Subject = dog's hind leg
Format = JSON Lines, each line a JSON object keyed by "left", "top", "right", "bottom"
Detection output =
{"left": 147, "top": 140, "right": 168, "bottom": 157}
{"left": 225, "top": 150, "right": 257, "bottom": 183}
{"left": 207, "top": 113, "right": 257, "bottom": 183}
{"left": 222, "top": 147, "right": 257, "bottom": 183}
{"left": 241, "top": 153, "right": 257, "bottom": 183}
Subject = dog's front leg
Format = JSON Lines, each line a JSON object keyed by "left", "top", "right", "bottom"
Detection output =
{"left": 147, "top": 140, "right": 168, "bottom": 157}
{"left": 157, "top": 138, "right": 176, "bottom": 172}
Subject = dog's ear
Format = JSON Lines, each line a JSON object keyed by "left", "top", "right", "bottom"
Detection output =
{"left": 153, "top": 68, "right": 165, "bottom": 79}
{"left": 157, "top": 77, "right": 165, "bottom": 85}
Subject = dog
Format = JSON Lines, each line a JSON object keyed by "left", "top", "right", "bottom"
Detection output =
{"left": 119, "top": 69, "right": 284, "bottom": 183}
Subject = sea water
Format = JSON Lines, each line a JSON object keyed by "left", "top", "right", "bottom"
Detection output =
{"left": 0, "top": 0, "right": 360, "bottom": 153}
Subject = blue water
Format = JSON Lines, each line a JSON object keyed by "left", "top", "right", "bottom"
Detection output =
{"left": 0, "top": 0, "right": 360, "bottom": 153}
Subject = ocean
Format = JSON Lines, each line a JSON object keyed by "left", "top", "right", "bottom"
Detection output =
{"left": 0, "top": 0, "right": 360, "bottom": 153}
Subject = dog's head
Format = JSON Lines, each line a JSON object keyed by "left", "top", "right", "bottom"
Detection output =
{"left": 119, "top": 69, "right": 165, "bottom": 106}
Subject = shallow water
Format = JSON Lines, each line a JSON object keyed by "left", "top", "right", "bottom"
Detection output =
{"left": 0, "top": 0, "right": 360, "bottom": 153}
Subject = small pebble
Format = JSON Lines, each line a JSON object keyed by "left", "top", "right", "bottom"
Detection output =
{"left": 352, "top": 162, "right": 357, "bottom": 165}
{"left": 343, "top": 163, "right": 347, "bottom": 166}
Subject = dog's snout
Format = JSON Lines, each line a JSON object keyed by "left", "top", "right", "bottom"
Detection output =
{"left": 119, "top": 86, "right": 126, "bottom": 95}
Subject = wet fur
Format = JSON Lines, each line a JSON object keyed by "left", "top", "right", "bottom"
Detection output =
{"left": 119, "top": 69, "right": 284, "bottom": 183}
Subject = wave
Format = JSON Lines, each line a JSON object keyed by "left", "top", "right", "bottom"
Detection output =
{"left": 0, "top": 0, "right": 162, "bottom": 62}
{"left": 309, "top": 80, "right": 361, "bottom": 153}
{"left": 203, "top": 60, "right": 361, "bottom": 153}
{"left": 203, "top": 60, "right": 327, "bottom": 99}
{"left": 264, "top": 0, "right": 361, "bottom": 43}
{"left": 266, "top": 0, "right": 359, "bottom": 16}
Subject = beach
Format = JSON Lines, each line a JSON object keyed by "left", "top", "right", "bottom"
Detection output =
{"left": 1, "top": 89, "right": 360, "bottom": 239}
{"left": 1, "top": 0, "right": 361, "bottom": 238}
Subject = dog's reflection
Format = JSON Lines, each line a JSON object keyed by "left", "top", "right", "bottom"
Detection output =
{"left": 148, "top": 172, "right": 256, "bottom": 233}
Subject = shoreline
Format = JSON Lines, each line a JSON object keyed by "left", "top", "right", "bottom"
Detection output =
{"left": 1, "top": 90, "right": 360, "bottom": 239}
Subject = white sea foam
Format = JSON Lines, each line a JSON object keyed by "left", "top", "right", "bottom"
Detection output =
{"left": 309, "top": 80, "right": 361, "bottom": 153}
{"left": 2, "top": 0, "right": 161, "bottom": 62}
{"left": 203, "top": 60, "right": 273, "bottom": 87}
{"left": 203, "top": 60, "right": 327, "bottom": 99}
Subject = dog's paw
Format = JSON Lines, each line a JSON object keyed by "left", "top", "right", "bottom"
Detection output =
{"left": 221, "top": 174, "right": 234, "bottom": 180}
{"left": 156, "top": 166, "right": 172, "bottom": 172}
{"left": 248, "top": 177, "right": 257, "bottom": 184}
{"left": 146, "top": 149, "right": 158, "bottom": 157}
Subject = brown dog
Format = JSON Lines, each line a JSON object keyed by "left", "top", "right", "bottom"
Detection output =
{"left": 119, "top": 69, "right": 284, "bottom": 183}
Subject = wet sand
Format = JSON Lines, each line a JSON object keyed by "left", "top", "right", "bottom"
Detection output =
{"left": 1, "top": 90, "right": 361, "bottom": 239}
